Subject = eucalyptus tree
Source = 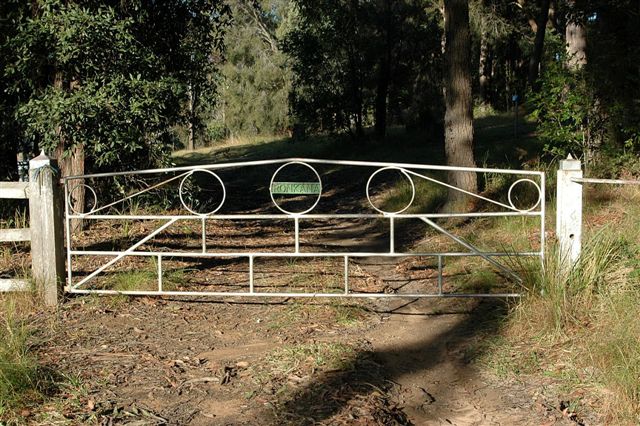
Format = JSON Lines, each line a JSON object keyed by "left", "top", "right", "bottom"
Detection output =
{"left": 442, "top": 0, "right": 477, "bottom": 210}
{"left": 215, "top": 0, "right": 293, "bottom": 138}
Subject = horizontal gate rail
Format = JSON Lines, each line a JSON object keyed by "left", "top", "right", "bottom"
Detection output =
{"left": 64, "top": 158, "right": 545, "bottom": 299}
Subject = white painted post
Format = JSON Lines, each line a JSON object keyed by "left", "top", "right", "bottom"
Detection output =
{"left": 29, "top": 152, "right": 65, "bottom": 307}
{"left": 556, "top": 155, "right": 583, "bottom": 271}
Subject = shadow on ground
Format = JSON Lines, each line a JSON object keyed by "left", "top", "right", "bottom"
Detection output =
{"left": 271, "top": 298, "right": 508, "bottom": 424}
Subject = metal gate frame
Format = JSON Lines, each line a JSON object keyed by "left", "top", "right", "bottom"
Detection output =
{"left": 63, "top": 158, "right": 545, "bottom": 298}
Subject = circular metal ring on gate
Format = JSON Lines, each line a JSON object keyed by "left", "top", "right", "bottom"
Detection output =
{"left": 366, "top": 167, "right": 416, "bottom": 215}
{"left": 269, "top": 161, "right": 323, "bottom": 215}
{"left": 67, "top": 183, "right": 97, "bottom": 215}
{"left": 179, "top": 169, "right": 226, "bottom": 216}
{"left": 507, "top": 178, "right": 542, "bottom": 212}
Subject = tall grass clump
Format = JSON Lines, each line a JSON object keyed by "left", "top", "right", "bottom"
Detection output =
{"left": 513, "top": 230, "right": 626, "bottom": 333}
{"left": 0, "top": 299, "right": 55, "bottom": 419}
{"left": 504, "top": 228, "right": 640, "bottom": 423}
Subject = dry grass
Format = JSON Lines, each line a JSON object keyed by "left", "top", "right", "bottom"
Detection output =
{"left": 0, "top": 294, "right": 58, "bottom": 423}
{"left": 490, "top": 185, "right": 640, "bottom": 423}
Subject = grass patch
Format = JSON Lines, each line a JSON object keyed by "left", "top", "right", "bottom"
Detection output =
{"left": 492, "top": 222, "right": 640, "bottom": 423}
{"left": 253, "top": 341, "right": 358, "bottom": 393}
{"left": 0, "top": 298, "right": 57, "bottom": 422}
{"left": 108, "top": 270, "right": 157, "bottom": 292}
{"left": 103, "top": 263, "right": 187, "bottom": 293}
{"left": 378, "top": 175, "right": 447, "bottom": 214}
{"left": 267, "top": 301, "right": 367, "bottom": 331}
{"left": 264, "top": 342, "right": 357, "bottom": 377}
{"left": 330, "top": 303, "right": 367, "bottom": 327}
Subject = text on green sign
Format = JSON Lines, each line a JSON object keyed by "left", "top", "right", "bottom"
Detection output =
{"left": 271, "top": 182, "right": 322, "bottom": 195}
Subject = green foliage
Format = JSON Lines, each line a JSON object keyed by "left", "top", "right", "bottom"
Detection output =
{"left": 17, "top": 75, "right": 181, "bottom": 169}
{"left": 527, "top": 34, "right": 601, "bottom": 160}
{"left": 582, "top": 0, "right": 640, "bottom": 153}
{"left": 528, "top": 4, "right": 640, "bottom": 170}
{"left": 2, "top": 0, "right": 229, "bottom": 173}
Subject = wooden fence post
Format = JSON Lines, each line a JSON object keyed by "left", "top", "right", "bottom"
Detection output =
{"left": 29, "top": 152, "right": 65, "bottom": 307}
{"left": 556, "top": 154, "right": 583, "bottom": 272}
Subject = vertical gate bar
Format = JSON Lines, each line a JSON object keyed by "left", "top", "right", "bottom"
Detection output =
{"left": 437, "top": 255, "right": 443, "bottom": 295}
{"left": 157, "top": 255, "right": 163, "bottom": 292}
{"left": 389, "top": 216, "right": 395, "bottom": 253}
{"left": 249, "top": 255, "right": 254, "bottom": 293}
{"left": 64, "top": 180, "right": 72, "bottom": 289}
{"left": 201, "top": 217, "right": 206, "bottom": 253}
{"left": 294, "top": 217, "right": 300, "bottom": 253}
{"left": 344, "top": 255, "right": 349, "bottom": 295}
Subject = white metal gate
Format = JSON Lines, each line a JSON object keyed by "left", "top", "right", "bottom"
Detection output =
{"left": 63, "top": 158, "right": 545, "bottom": 298}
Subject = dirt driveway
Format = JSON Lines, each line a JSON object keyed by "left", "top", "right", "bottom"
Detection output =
{"left": 29, "top": 281, "right": 580, "bottom": 425}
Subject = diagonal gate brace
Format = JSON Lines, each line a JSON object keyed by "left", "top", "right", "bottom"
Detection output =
{"left": 419, "top": 217, "right": 522, "bottom": 284}
{"left": 72, "top": 218, "right": 179, "bottom": 289}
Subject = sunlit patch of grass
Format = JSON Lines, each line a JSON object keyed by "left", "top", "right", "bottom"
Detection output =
{"left": 267, "top": 301, "right": 367, "bottom": 331}
{"left": 378, "top": 174, "right": 447, "bottom": 214}
{"left": 330, "top": 303, "right": 367, "bottom": 327}
{"left": 254, "top": 342, "right": 357, "bottom": 387}
{"left": 258, "top": 258, "right": 344, "bottom": 294}
{"left": 108, "top": 270, "right": 157, "bottom": 292}
{"left": 269, "top": 342, "right": 356, "bottom": 375}
{"left": 494, "top": 223, "right": 640, "bottom": 423}
{"left": 0, "top": 298, "right": 57, "bottom": 422}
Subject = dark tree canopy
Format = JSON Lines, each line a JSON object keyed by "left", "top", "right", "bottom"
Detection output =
{"left": 1, "top": 0, "right": 229, "bottom": 175}
{"left": 282, "top": 0, "right": 442, "bottom": 139}
{"left": 0, "top": 0, "right": 639, "bottom": 182}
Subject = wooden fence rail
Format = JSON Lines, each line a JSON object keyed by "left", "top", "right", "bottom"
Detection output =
{"left": 0, "top": 153, "right": 64, "bottom": 306}
{"left": 0, "top": 181, "right": 31, "bottom": 292}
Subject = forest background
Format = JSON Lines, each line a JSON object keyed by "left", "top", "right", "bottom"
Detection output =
{"left": 1, "top": 0, "right": 638, "bottom": 186}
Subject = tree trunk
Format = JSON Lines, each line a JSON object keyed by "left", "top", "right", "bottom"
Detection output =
{"left": 478, "top": 35, "right": 490, "bottom": 104}
{"left": 54, "top": 73, "right": 85, "bottom": 233}
{"left": 443, "top": 0, "right": 477, "bottom": 212}
{"left": 565, "top": 5, "right": 591, "bottom": 165}
{"left": 528, "top": 0, "right": 550, "bottom": 91}
{"left": 374, "top": 62, "right": 389, "bottom": 139}
{"left": 55, "top": 142, "right": 85, "bottom": 233}
{"left": 374, "top": 0, "right": 392, "bottom": 139}
{"left": 187, "top": 82, "right": 195, "bottom": 150}
{"left": 566, "top": 19, "right": 586, "bottom": 70}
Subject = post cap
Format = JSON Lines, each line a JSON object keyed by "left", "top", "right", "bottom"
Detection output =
{"left": 29, "top": 150, "right": 52, "bottom": 169}
{"left": 559, "top": 154, "right": 581, "bottom": 171}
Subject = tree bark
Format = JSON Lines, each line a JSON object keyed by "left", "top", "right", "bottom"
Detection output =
{"left": 566, "top": 20, "right": 586, "bottom": 70}
{"left": 565, "top": 4, "right": 591, "bottom": 164}
{"left": 54, "top": 73, "right": 85, "bottom": 233}
{"left": 374, "top": 0, "right": 392, "bottom": 139}
{"left": 443, "top": 0, "right": 477, "bottom": 212}
{"left": 478, "top": 34, "right": 490, "bottom": 104}
{"left": 187, "top": 82, "right": 195, "bottom": 150}
{"left": 374, "top": 60, "right": 389, "bottom": 139}
{"left": 528, "top": 0, "right": 550, "bottom": 91}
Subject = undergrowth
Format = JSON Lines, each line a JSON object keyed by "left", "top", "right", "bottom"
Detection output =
{"left": 498, "top": 224, "right": 640, "bottom": 423}
{"left": 0, "top": 297, "right": 57, "bottom": 422}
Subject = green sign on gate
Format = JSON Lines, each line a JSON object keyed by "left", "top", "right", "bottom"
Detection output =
{"left": 271, "top": 182, "right": 322, "bottom": 195}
